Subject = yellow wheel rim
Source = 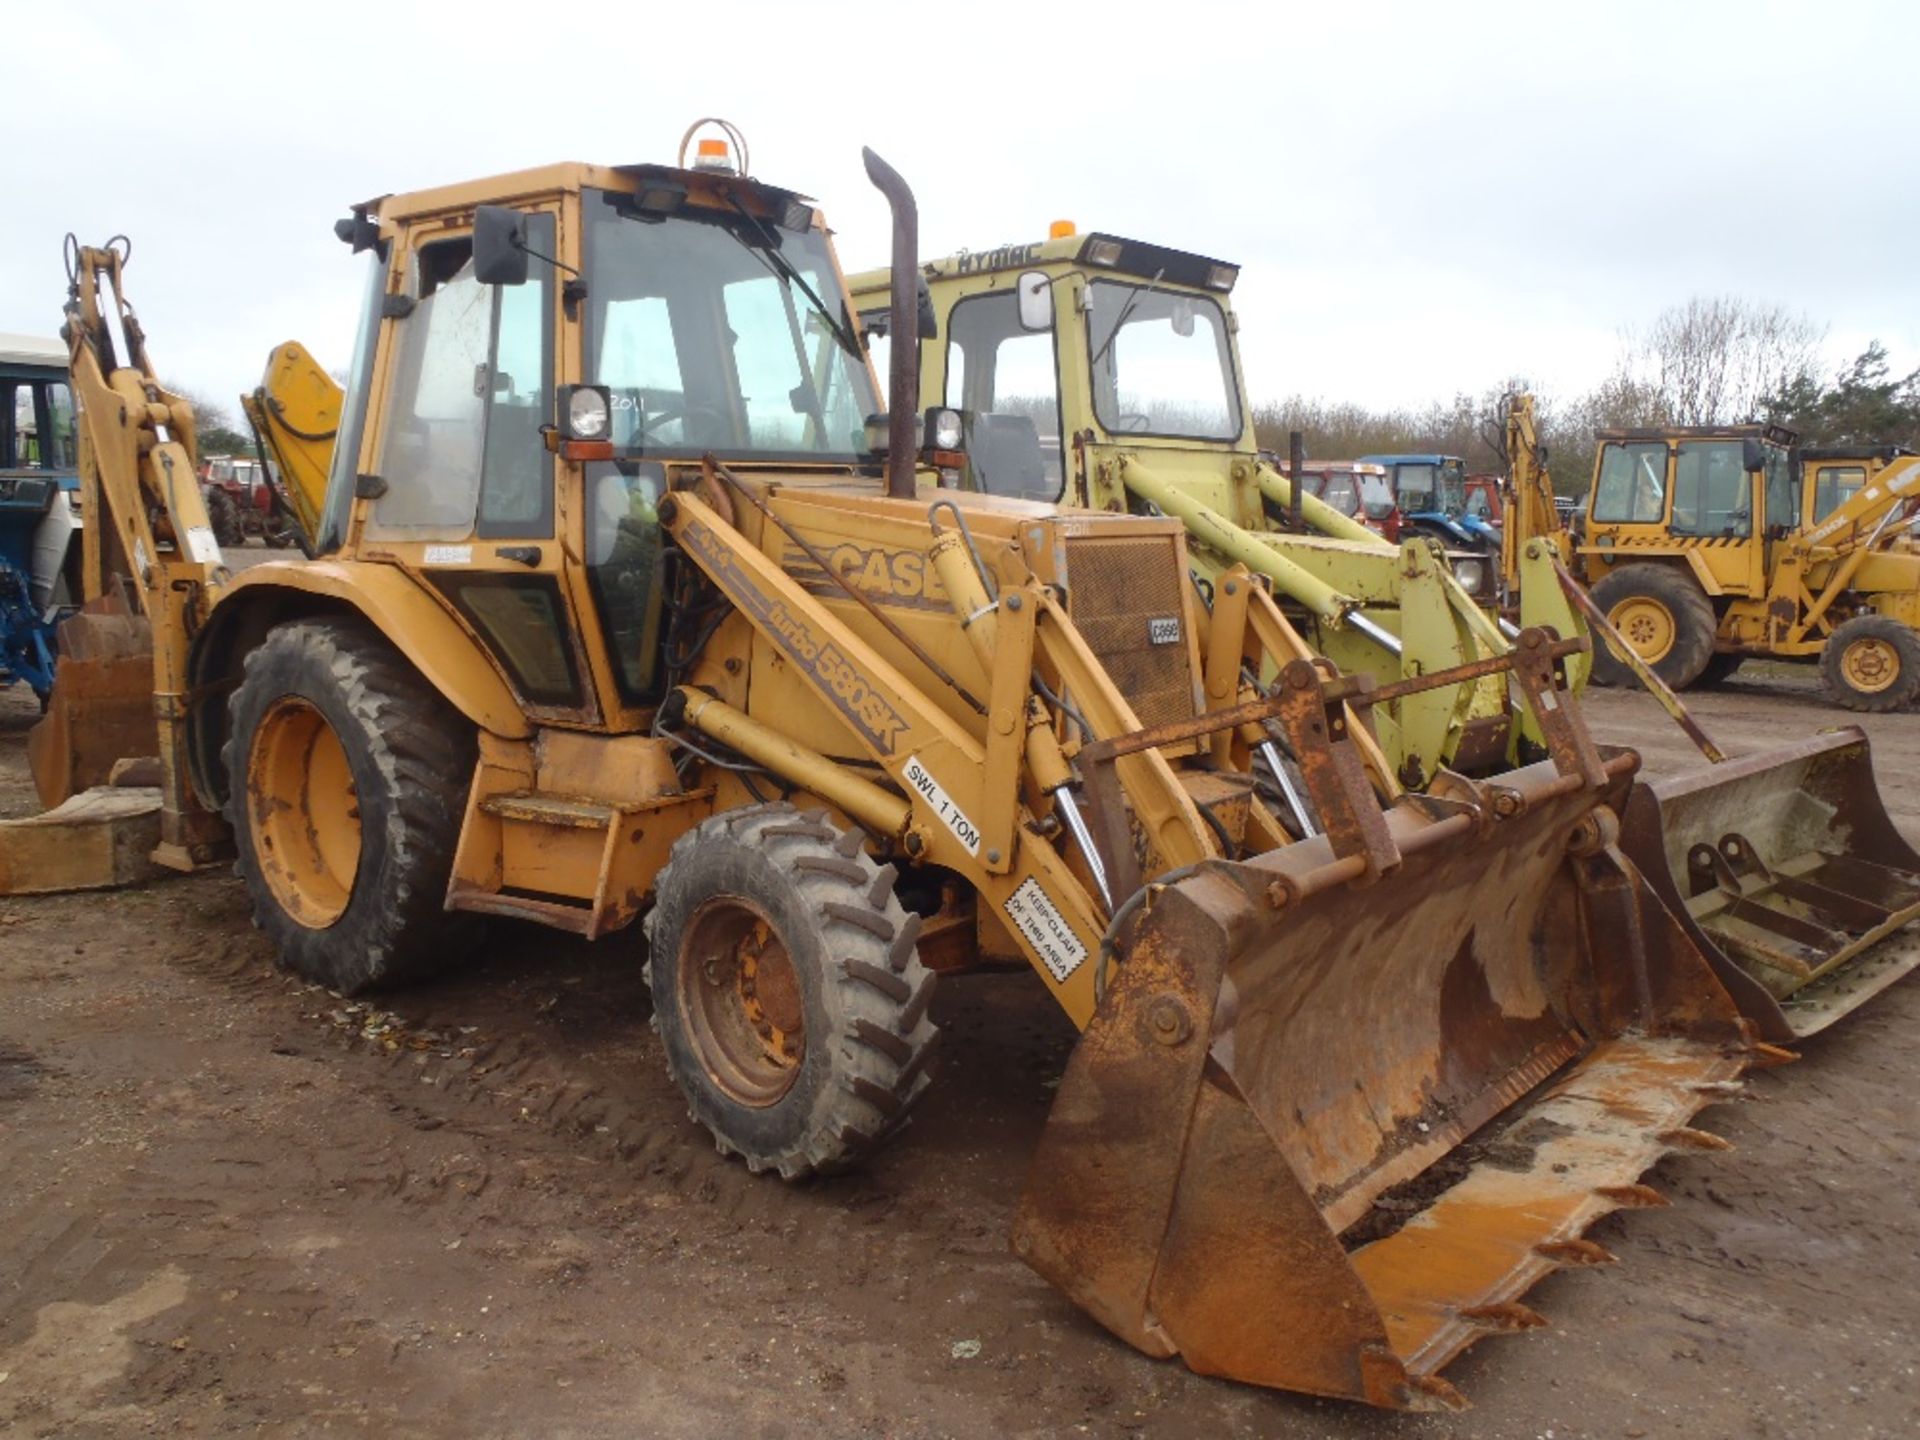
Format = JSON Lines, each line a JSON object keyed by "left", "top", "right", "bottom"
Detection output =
{"left": 1608, "top": 596, "right": 1677, "bottom": 664}
{"left": 1840, "top": 637, "right": 1900, "bottom": 695}
{"left": 248, "top": 697, "right": 361, "bottom": 927}
{"left": 678, "top": 897, "right": 805, "bottom": 1108}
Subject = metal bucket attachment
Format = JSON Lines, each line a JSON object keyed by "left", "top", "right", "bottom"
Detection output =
{"left": 25, "top": 596, "right": 156, "bottom": 809}
{"left": 1620, "top": 728, "right": 1920, "bottom": 1041}
{"left": 1014, "top": 643, "right": 1752, "bottom": 1409}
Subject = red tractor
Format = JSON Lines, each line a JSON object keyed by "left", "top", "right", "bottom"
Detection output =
{"left": 199, "top": 456, "right": 298, "bottom": 549}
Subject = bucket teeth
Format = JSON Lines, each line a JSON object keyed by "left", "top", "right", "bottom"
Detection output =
{"left": 1659, "top": 1126, "right": 1732, "bottom": 1151}
{"left": 1459, "top": 1301, "right": 1549, "bottom": 1332}
{"left": 1597, "top": 1182, "right": 1670, "bottom": 1209}
{"left": 1687, "top": 1080, "right": 1744, "bottom": 1097}
{"left": 1536, "top": 1238, "right": 1616, "bottom": 1267}
{"left": 1404, "top": 1373, "right": 1470, "bottom": 1412}
{"left": 1751, "top": 1042, "right": 1800, "bottom": 1069}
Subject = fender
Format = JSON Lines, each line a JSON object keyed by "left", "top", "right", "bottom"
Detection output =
{"left": 186, "top": 559, "right": 529, "bottom": 806}
{"left": 1580, "top": 545, "right": 1727, "bottom": 598}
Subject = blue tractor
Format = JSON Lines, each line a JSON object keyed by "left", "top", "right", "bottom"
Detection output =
{"left": 1359, "top": 453, "right": 1499, "bottom": 554}
{"left": 1, "top": 335, "right": 82, "bottom": 706}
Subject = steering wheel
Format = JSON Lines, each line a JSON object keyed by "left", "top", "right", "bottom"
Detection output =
{"left": 1115, "top": 412, "right": 1153, "bottom": 433}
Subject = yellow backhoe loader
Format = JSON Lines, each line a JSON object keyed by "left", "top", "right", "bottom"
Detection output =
{"left": 844, "top": 236, "right": 1587, "bottom": 796}
{"left": 1501, "top": 393, "right": 1920, "bottom": 1038}
{"left": 30, "top": 132, "right": 1762, "bottom": 1410}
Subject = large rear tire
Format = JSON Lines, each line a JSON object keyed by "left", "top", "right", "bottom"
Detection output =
{"left": 223, "top": 617, "right": 477, "bottom": 992}
{"left": 1822, "top": 614, "right": 1920, "bottom": 713}
{"left": 644, "top": 805, "right": 937, "bottom": 1180}
{"left": 204, "top": 487, "right": 246, "bottom": 549}
{"left": 1588, "top": 564, "right": 1717, "bottom": 690}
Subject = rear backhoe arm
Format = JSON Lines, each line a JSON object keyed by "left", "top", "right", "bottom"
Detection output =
{"left": 1499, "top": 392, "right": 1570, "bottom": 593}
{"left": 55, "top": 238, "right": 230, "bottom": 865}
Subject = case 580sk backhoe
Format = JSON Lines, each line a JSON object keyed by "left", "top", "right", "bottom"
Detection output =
{"left": 32, "top": 129, "right": 1767, "bottom": 1410}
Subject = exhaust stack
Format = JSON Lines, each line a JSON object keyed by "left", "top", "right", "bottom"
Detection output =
{"left": 862, "top": 147, "right": 919, "bottom": 501}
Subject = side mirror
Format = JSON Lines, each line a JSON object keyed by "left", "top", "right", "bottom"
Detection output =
{"left": 1016, "top": 271, "right": 1053, "bottom": 333}
{"left": 1170, "top": 299, "right": 1196, "bottom": 338}
{"left": 1742, "top": 437, "right": 1767, "bottom": 473}
{"left": 473, "top": 205, "right": 530, "bottom": 286}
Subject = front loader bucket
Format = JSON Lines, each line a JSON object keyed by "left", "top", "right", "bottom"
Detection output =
{"left": 1014, "top": 753, "right": 1751, "bottom": 1410}
{"left": 25, "top": 599, "right": 156, "bottom": 809}
{"left": 1619, "top": 728, "right": 1920, "bottom": 1041}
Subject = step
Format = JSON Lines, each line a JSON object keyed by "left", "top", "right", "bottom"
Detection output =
{"left": 445, "top": 888, "right": 596, "bottom": 934}
{"left": 480, "top": 791, "right": 616, "bottom": 830}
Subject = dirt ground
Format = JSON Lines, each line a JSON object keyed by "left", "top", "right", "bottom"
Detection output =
{"left": 2, "top": 660, "right": 1917, "bottom": 1440}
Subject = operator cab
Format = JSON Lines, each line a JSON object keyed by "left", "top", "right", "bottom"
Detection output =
{"left": 308, "top": 130, "right": 891, "bottom": 736}
{"left": 850, "top": 228, "right": 1249, "bottom": 508}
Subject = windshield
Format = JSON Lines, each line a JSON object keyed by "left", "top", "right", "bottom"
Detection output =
{"left": 1086, "top": 281, "right": 1240, "bottom": 441}
{"left": 1393, "top": 459, "right": 1466, "bottom": 514}
{"left": 1357, "top": 474, "right": 1396, "bottom": 521}
{"left": 584, "top": 190, "right": 878, "bottom": 462}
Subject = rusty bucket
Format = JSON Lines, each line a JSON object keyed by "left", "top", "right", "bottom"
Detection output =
{"left": 1620, "top": 728, "right": 1920, "bottom": 1042}
{"left": 25, "top": 594, "right": 157, "bottom": 809}
{"left": 1013, "top": 751, "right": 1752, "bottom": 1409}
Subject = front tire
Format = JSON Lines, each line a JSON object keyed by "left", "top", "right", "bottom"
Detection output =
{"left": 223, "top": 617, "right": 476, "bottom": 992}
{"left": 644, "top": 805, "right": 937, "bottom": 1180}
{"left": 1822, "top": 615, "right": 1920, "bottom": 712}
{"left": 1588, "top": 564, "right": 1717, "bottom": 689}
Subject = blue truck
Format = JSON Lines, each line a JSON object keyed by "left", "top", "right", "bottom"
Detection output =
{"left": 1, "top": 334, "right": 81, "bottom": 704}
{"left": 1358, "top": 453, "right": 1499, "bottom": 554}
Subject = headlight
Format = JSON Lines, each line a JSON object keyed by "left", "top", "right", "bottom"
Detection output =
{"left": 923, "top": 406, "right": 964, "bottom": 453}
{"left": 1453, "top": 557, "right": 1485, "bottom": 597}
{"left": 561, "top": 384, "right": 612, "bottom": 441}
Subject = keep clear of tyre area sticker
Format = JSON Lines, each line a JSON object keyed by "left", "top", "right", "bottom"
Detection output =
{"left": 1005, "top": 877, "right": 1088, "bottom": 983}
{"left": 903, "top": 754, "right": 981, "bottom": 855}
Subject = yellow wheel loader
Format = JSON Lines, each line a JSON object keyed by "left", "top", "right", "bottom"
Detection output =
{"left": 845, "top": 234, "right": 1589, "bottom": 796}
{"left": 33, "top": 133, "right": 1763, "bottom": 1410}
{"left": 1501, "top": 392, "right": 1920, "bottom": 1039}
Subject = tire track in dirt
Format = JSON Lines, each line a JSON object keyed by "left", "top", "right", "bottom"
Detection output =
{"left": 154, "top": 882, "right": 787, "bottom": 1223}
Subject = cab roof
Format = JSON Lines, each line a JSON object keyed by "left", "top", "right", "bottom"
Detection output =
{"left": 359, "top": 161, "right": 812, "bottom": 226}
{"left": 847, "top": 231, "right": 1238, "bottom": 298}
{"left": 1594, "top": 423, "right": 1797, "bottom": 446}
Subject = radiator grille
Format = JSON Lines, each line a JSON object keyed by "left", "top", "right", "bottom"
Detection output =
{"left": 1062, "top": 535, "right": 1198, "bottom": 730}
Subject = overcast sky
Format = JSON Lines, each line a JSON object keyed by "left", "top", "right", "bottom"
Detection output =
{"left": 6, "top": 0, "right": 1914, "bottom": 423}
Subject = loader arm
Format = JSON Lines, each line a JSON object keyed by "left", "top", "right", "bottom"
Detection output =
{"left": 49, "top": 239, "right": 230, "bottom": 865}
{"left": 658, "top": 482, "right": 1220, "bottom": 1028}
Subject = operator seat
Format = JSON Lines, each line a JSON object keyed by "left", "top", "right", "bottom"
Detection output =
{"left": 967, "top": 412, "right": 1051, "bottom": 501}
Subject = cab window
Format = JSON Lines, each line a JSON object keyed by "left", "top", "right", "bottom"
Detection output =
{"left": 1592, "top": 442, "right": 1668, "bottom": 524}
{"left": 374, "top": 212, "right": 555, "bottom": 540}
{"left": 1812, "top": 464, "right": 1867, "bottom": 524}
{"left": 945, "top": 289, "right": 1063, "bottom": 502}
{"left": 1671, "top": 441, "right": 1750, "bottom": 537}
{"left": 3, "top": 380, "right": 76, "bottom": 470}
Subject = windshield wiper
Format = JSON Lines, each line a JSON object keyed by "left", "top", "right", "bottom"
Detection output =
{"left": 722, "top": 198, "right": 863, "bottom": 359}
{"left": 1089, "top": 268, "right": 1167, "bottom": 370}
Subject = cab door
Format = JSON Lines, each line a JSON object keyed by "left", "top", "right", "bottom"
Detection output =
{"left": 356, "top": 200, "right": 604, "bottom": 728}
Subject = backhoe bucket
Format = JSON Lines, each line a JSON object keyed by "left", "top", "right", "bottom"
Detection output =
{"left": 1014, "top": 753, "right": 1751, "bottom": 1410}
{"left": 1619, "top": 728, "right": 1920, "bottom": 1041}
{"left": 25, "top": 597, "right": 156, "bottom": 809}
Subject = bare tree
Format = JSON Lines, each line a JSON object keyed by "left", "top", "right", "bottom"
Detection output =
{"left": 1616, "top": 297, "right": 1823, "bottom": 426}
